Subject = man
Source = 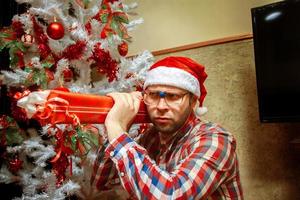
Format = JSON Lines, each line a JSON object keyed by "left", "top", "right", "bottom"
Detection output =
{"left": 97, "top": 56, "right": 243, "bottom": 199}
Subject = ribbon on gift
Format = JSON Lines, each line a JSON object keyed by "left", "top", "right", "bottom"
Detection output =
{"left": 17, "top": 89, "right": 150, "bottom": 125}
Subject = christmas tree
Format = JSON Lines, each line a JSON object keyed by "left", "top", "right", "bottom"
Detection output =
{"left": 0, "top": 0, "right": 153, "bottom": 199}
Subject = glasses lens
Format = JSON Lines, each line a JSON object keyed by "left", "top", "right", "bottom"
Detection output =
{"left": 143, "top": 91, "right": 159, "bottom": 105}
{"left": 165, "top": 93, "right": 185, "bottom": 105}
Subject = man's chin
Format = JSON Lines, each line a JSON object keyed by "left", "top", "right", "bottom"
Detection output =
{"left": 154, "top": 124, "right": 176, "bottom": 134}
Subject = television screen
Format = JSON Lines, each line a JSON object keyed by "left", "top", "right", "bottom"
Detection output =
{"left": 251, "top": 0, "right": 300, "bottom": 122}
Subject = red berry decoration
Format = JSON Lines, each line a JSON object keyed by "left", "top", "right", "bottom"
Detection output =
{"left": 118, "top": 42, "right": 128, "bottom": 57}
{"left": 47, "top": 22, "right": 65, "bottom": 40}
{"left": 9, "top": 157, "right": 23, "bottom": 173}
{"left": 63, "top": 68, "right": 73, "bottom": 82}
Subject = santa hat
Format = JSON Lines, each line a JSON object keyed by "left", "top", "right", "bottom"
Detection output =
{"left": 143, "top": 56, "right": 208, "bottom": 116}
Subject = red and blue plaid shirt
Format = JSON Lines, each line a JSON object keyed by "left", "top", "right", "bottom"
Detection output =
{"left": 95, "top": 114, "right": 243, "bottom": 199}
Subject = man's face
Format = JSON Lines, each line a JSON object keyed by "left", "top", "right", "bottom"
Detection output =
{"left": 144, "top": 85, "right": 196, "bottom": 134}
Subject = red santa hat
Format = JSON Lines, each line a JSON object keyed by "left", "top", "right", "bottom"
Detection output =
{"left": 143, "top": 56, "right": 208, "bottom": 116}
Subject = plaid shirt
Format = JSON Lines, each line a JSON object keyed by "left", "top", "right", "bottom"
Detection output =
{"left": 95, "top": 114, "right": 243, "bottom": 199}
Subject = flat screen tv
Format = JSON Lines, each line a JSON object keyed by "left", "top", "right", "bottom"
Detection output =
{"left": 251, "top": 0, "right": 300, "bottom": 122}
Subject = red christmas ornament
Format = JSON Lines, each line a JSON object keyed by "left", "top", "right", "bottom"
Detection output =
{"left": 62, "top": 68, "right": 73, "bottom": 82}
{"left": 9, "top": 157, "right": 23, "bottom": 174}
{"left": 21, "top": 33, "right": 35, "bottom": 47}
{"left": 118, "top": 42, "right": 128, "bottom": 57}
{"left": 47, "top": 22, "right": 65, "bottom": 40}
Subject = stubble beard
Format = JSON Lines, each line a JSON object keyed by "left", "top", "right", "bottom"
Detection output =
{"left": 152, "top": 107, "right": 192, "bottom": 135}
{"left": 153, "top": 120, "right": 180, "bottom": 135}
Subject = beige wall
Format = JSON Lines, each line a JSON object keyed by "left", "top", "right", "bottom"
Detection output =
{"left": 126, "top": 0, "right": 281, "bottom": 55}
{"left": 155, "top": 39, "right": 300, "bottom": 200}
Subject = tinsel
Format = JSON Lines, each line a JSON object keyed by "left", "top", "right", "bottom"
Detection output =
{"left": 61, "top": 40, "right": 86, "bottom": 60}
{"left": 50, "top": 128, "right": 72, "bottom": 186}
{"left": 15, "top": 50, "right": 25, "bottom": 69}
{"left": 31, "top": 17, "right": 48, "bottom": 44}
{"left": 32, "top": 17, "right": 52, "bottom": 60}
{"left": 90, "top": 43, "right": 118, "bottom": 82}
{"left": 11, "top": 20, "right": 25, "bottom": 39}
{"left": 52, "top": 152, "right": 69, "bottom": 186}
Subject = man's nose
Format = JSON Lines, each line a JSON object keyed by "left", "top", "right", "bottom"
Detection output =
{"left": 156, "top": 98, "right": 169, "bottom": 110}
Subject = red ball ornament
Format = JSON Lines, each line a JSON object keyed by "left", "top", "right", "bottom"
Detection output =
{"left": 21, "top": 33, "right": 35, "bottom": 46}
{"left": 63, "top": 68, "right": 73, "bottom": 82}
{"left": 118, "top": 42, "right": 128, "bottom": 57}
{"left": 47, "top": 22, "right": 65, "bottom": 40}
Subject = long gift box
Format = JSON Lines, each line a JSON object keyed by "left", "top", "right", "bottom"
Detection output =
{"left": 17, "top": 89, "right": 150, "bottom": 125}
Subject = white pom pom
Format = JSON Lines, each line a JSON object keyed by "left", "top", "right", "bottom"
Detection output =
{"left": 195, "top": 106, "right": 208, "bottom": 117}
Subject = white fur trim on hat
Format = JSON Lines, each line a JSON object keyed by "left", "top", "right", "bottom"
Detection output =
{"left": 193, "top": 100, "right": 208, "bottom": 117}
{"left": 143, "top": 66, "right": 200, "bottom": 97}
{"left": 195, "top": 106, "right": 208, "bottom": 116}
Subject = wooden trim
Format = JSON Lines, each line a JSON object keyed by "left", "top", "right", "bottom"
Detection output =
{"left": 151, "top": 33, "right": 253, "bottom": 56}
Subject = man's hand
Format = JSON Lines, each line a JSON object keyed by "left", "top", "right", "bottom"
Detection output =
{"left": 104, "top": 92, "right": 142, "bottom": 142}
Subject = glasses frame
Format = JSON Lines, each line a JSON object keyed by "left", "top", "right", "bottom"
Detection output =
{"left": 143, "top": 90, "right": 190, "bottom": 107}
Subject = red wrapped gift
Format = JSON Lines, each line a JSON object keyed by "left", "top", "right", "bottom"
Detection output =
{"left": 17, "top": 89, "right": 150, "bottom": 125}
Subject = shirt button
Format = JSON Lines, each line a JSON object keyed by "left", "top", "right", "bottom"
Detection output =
{"left": 109, "top": 151, "right": 114, "bottom": 157}
{"left": 120, "top": 172, "right": 125, "bottom": 177}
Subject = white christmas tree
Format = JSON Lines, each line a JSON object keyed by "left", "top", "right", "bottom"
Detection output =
{"left": 0, "top": 0, "right": 153, "bottom": 199}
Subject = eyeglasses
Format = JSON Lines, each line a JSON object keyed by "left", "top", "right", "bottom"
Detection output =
{"left": 143, "top": 90, "right": 189, "bottom": 107}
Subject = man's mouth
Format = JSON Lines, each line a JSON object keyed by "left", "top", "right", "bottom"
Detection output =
{"left": 154, "top": 117, "right": 171, "bottom": 124}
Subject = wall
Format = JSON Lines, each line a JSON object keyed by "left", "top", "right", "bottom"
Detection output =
{"left": 155, "top": 39, "right": 300, "bottom": 200}
{"left": 125, "top": 0, "right": 281, "bottom": 55}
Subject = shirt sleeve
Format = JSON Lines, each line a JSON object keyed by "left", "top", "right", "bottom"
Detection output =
{"left": 105, "top": 130, "right": 236, "bottom": 200}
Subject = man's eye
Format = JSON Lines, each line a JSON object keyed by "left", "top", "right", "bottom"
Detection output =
{"left": 149, "top": 92, "right": 159, "bottom": 98}
{"left": 166, "top": 93, "right": 181, "bottom": 100}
